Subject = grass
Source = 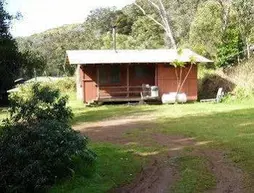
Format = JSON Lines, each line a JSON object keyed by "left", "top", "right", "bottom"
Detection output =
{"left": 50, "top": 143, "right": 147, "bottom": 193}
{"left": 68, "top": 96, "right": 154, "bottom": 125}
{"left": 63, "top": 99, "right": 254, "bottom": 192}
{"left": 171, "top": 156, "right": 216, "bottom": 193}
{"left": 2, "top": 94, "right": 254, "bottom": 192}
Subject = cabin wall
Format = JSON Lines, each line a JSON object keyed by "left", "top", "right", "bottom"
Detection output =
{"left": 76, "top": 65, "right": 84, "bottom": 100}
{"left": 156, "top": 64, "right": 198, "bottom": 101}
{"left": 82, "top": 65, "right": 97, "bottom": 103}
{"left": 79, "top": 63, "right": 198, "bottom": 103}
{"left": 81, "top": 64, "right": 155, "bottom": 103}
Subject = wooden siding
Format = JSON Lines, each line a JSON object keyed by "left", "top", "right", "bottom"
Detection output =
{"left": 80, "top": 63, "right": 198, "bottom": 103}
{"left": 82, "top": 66, "right": 97, "bottom": 103}
{"left": 81, "top": 64, "right": 155, "bottom": 103}
{"left": 76, "top": 65, "right": 84, "bottom": 100}
{"left": 157, "top": 64, "right": 198, "bottom": 101}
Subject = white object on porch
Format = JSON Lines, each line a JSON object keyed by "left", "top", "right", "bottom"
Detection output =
{"left": 151, "top": 86, "right": 159, "bottom": 98}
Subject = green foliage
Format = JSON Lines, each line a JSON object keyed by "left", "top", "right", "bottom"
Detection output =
{"left": 225, "top": 86, "right": 254, "bottom": 102}
{"left": 233, "top": 0, "right": 254, "bottom": 40}
{"left": 15, "top": 0, "right": 254, "bottom": 75}
{"left": 54, "top": 78, "right": 76, "bottom": 93}
{"left": 0, "top": 1, "right": 22, "bottom": 92}
{"left": 8, "top": 83, "right": 73, "bottom": 124}
{"left": 189, "top": 1, "right": 222, "bottom": 60}
{"left": 223, "top": 56, "right": 254, "bottom": 90}
{"left": 20, "top": 49, "right": 47, "bottom": 79}
{"left": 0, "top": 83, "right": 96, "bottom": 192}
{"left": 172, "top": 59, "right": 185, "bottom": 68}
{"left": 217, "top": 26, "right": 244, "bottom": 67}
{"left": 102, "top": 16, "right": 165, "bottom": 49}
{"left": 131, "top": 16, "right": 165, "bottom": 49}
{"left": 0, "top": 120, "right": 96, "bottom": 193}
{"left": 115, "top": 10, "right": 134, "bottom": 35}
{"left": 102, "top": 33, "right": 135, "bottom": 49}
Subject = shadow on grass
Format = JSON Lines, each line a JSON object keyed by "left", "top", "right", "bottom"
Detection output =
{"left": 80, "top": 106, "right": 254, "bottom": 190}
{"left": 72, "top": 105, "right": 154, "bottom": 125}
{"left": 53, "top": 105, "right": 254, "bottom": 193}
{"left": 157, "top": 107, "right": 254, "bottom": 185}
{"left": 50, "top": 143, "right": 148, "bottom": 193}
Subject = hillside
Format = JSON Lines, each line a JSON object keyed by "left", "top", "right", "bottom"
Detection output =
{"left": 16, "top": 0, "right": 254, "bottom": 77}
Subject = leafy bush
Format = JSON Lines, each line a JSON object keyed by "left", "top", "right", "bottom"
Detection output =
{"left": 54, "top": 78, "right": 76, "bottom": 93}
{"left": 224, "top": 56, "right": 254, "bottom": 90}
{"left": 232, "top": 86, "right": 254, "bottom": 99}
{"left": 8, "top": 83, "right": 73, "bottom": 124}
{"left": 0, "top": 83, "right": 96, "bottom": 193}
{"left": 216, "top": 25, "right": 244, "bottom": 68}
{"left": 223, "top": 86, "right": 254, "bottom": 102}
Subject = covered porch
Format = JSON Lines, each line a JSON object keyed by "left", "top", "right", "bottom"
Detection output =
{"left": 81, "top": 63, "right": 159, "bottom": 103}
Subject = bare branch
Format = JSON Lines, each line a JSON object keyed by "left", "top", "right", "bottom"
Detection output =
{"left": 135, "top": 0, "right": 177, "bottom": 49}
{"left": 179, "top": 63, "right": 194, "bottom": 92}
{"left": 134, "top": 2, "right": 166, "bottom": 30}
{"left": 158, "top": 0, "right": 177, "bottom": 49}
{"left": 148, "top": 0, "right": 160, "bottom": 11}
{"left": 217, "top": 0, "right": 232, "bottom": 33}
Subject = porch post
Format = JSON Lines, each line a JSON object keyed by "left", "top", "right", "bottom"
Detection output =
{"left": 127, "top": 64, "right": 130, "bottom": 97}
{"left": 96, "top": 66, "right": 100, "bottom": 100}
{"left": 155, "top": 64, "right": 158, "bottom": 86}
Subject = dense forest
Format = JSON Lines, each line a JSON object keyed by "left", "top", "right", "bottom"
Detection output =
{"left": 16, "top": 0, "right": 254, "bottom": 76}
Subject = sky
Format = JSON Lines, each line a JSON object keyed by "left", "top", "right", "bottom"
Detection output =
{"left": 6, "top": 0, "right": 134, "bottom": 37}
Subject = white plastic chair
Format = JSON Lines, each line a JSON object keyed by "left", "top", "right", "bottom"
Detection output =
{"left": 200, "top": 88, "right": 224, "bottom": 103}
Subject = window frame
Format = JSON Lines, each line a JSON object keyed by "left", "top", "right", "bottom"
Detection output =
{"left": 134, "top": 65, "right": 153, "bottom": 78}
{"left": 99, "top": 65, "right": 121, "bottom": 85}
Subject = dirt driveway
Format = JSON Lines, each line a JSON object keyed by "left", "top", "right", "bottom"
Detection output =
{"left": 74, "top": 116, "right": 246, "bottom": 193}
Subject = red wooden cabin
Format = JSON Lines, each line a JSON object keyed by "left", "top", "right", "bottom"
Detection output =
{"left": 65, "top": 49, "right": 212, "bottom": 103}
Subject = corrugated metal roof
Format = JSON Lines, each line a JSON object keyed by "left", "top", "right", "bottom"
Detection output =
{"left": 66, "top": 49, "right": 213, "bottom": 65}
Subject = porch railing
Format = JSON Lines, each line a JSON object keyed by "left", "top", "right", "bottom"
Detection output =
{"left": 98, "top": 86, "right": 144, "bottom": 99}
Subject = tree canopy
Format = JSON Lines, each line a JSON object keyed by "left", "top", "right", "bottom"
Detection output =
{"left": 16, "top": 0, "right": 254, "bottom": 76}
{"left": 0, "top": 1, "right": 22, "bottom": 92}
{"left": 0, "top": 1, "right": 46, "bottom": 95}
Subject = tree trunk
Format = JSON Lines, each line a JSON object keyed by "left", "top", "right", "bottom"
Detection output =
{"left": 246, "top": 38, "right": 250, "bottom": 59}
{"left": 178, "top": 63, "right": 194, "bottom": 93}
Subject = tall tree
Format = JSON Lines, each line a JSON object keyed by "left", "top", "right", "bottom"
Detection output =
{"left": 233, "top": 0, "right": 254, "bottom": 58}
{"left": 135, "top": 0, "right": 177, "bottom": 49}
{"left": 0, "top": 1, "right": 22, "bottom": 92}
{"left": 189, "top": 1, "right": 223, "bottom": 59}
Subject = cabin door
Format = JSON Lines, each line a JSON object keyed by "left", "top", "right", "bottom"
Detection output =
{"left": 84, "top": 80, "right": 97, "bottom": 102}
{"left": 83, "top": 66, "right": 97, "bottom": 103}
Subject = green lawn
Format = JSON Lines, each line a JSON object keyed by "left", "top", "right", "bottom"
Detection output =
{"left": 50, "top": 143, "right": 146, "bottom": 193}
{"left": 2, "top": 96, "right": 254, "bottom": 192}
{"left": 49, "top": 98, "right": 254, "bottom": 193}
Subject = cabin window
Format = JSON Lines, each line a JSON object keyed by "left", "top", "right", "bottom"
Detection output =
{"left": 111, "top": 66, "right": 120, "bottom": 83}
{"left": 134, "top": 66, "right": 153, "bottom": 78}
{"left": 99, "top": 66, "right": 120, "bottom": 84}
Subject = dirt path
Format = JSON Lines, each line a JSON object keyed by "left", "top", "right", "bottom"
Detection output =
{"left": 203, "top": 150, "right": 245, "bottom": 193}
{"left": 74, "top": 116, "right": 245, "bottom": 193}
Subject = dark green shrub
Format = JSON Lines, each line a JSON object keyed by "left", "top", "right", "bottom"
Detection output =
{"left": 0, "top": 83, "right": 96, "bottom": 193}
{"left": 8, "top": 83, "right": 73, "bottom": 124}
{"left": 0, "top": 120, "right": 96, "bottom": 192}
